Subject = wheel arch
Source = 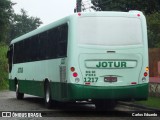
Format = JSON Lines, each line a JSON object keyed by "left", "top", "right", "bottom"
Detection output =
{"left": 44, "top": 78, "right": 50, "bottom": 89}
{"left": 14, "top": 77, "right": 18, "bottom": 85}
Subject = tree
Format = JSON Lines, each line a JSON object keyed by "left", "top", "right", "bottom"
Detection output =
{"left": 7, "top": 9, "right": 42, "bottom": 43}
{"left": 146, "top": 12, "right": 160, "bottom": 48}
{"left": 0, "top": 0, "right": 13, "bottom": 43}
{"left": 91, "top": 0, "right": 160, "bottom": 14}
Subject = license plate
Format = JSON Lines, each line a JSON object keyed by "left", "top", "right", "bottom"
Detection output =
{"left": 104, "top": 77, "right": 117, "bottom": 82}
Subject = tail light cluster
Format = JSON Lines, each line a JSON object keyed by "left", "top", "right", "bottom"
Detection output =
{"left": 131, "top": 67, "right": 149, "bottom": 85}
{"left": 144, "top": 67, "right": 149, "bottom": 77}
{"left": 70, "top": 67, "right": 78, "bottom": 77}
{"left": 142, "top": 67, "right": 149, "bottom": 82}
{"left": 70, "top": 67, "right": 80, "bottom": 83}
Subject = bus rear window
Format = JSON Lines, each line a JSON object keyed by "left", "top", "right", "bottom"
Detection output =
{"left": 78, "top": 17, "right": 143, "bottom": 46}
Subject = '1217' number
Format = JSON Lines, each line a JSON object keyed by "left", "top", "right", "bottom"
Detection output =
{"left": 84, "top": 77, "right": 98, "bottom": 82}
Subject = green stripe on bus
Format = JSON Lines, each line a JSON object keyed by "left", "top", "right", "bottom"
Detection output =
{"left": 9, "top": 79, "right": 148, "bottom": 101}
{"left": 66, "top": 83, "right": 148, "bottom": 101}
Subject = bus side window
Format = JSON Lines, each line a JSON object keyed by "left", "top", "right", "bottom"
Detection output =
{"left": 31, "top": 36, "right": 39, "bottom": 61}
{"left": 57, "top": 24, "right": 68, "bottom": 57}
{"left": 47, "top": 28, "right": 57, "bottom": 59}
{"left": 39, "top": 31, "right": 48, "bottom": 60}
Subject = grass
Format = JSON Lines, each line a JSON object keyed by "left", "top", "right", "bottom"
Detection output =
{"left": 0, "top": 43, "right": 8, "bottom": 90}
{"left": 135, "top": 96, "right": 160, "bottom": 109}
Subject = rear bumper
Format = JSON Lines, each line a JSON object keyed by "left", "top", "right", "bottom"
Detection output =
{"left": 67, "top": 83, "right": 149, "bottom": 101}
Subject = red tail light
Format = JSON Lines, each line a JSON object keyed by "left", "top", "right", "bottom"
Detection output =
{"left": 78, "top": 12, "right": 81, "bottom": 16}
{"left": 73, "top": 72, "right": 78, "bottom": 77}
{"left": 144, "top": 72, "right": 148, "bottom": 77}
{"left": 70, "top": 67, "right": 75, "bottom": 72}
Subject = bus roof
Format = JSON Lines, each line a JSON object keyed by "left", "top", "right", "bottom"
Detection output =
{"left": 11, "top": 10, "right": 144, "bottom": 44}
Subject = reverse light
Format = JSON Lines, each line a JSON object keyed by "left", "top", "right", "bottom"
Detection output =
{"left": 75, "top": 78, "right": 80, "bottom": 83}
{"left": 142, "top": 77, "right": 146, "bottom": 82}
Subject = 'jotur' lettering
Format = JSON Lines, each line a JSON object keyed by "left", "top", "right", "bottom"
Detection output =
{"left": 96, "top": 61, "right": 127, "bottom": 68}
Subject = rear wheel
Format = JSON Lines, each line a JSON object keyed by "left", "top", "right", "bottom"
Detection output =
{"left": 44, "top": 82, "right": 52, "bottom": 109}
{"left": 16, "top": 83, "right": 24, "bottom": 100}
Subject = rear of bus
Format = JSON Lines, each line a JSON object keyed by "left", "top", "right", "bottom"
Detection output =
{"left": 67, "top": 11, "right": 148, "bottom": 102}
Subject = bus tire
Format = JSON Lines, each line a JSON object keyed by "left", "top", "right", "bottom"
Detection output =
{"left": 16, "top": 83, "right": 24, "bottom": 100}
{"left": 44, "top": 82, "right": 52, "bottom": 109}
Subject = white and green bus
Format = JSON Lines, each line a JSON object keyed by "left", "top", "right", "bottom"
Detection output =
{"left": 7, "top": 11, "right": 149, "bottom": 109}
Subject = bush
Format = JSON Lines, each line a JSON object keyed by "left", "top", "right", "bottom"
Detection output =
{"left": 0, "top": 43, "right": 8, "bottom": 90}
{"left": 146, "top": 12, "right": 160, "bottom": 48}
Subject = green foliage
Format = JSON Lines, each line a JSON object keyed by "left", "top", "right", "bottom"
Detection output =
{"left": 0, "top": 1, "right": 42, "bottom": 90}
{"left": 0, "top": 43, "right": 8, "bottom": 90}
{"left": 146, "top": 12, "right": 160, "bottom": 48}
{"left": 0, "top": 0, "right": 13, "bottom": 43}
{"left": 8, "top": 9, "right": 43, "bottom": 42}
{"left": 92, "top": 0, "right": 160, "bottom": 14}
{"left": 0, "top": 1, "right": 42, "bottom": 44}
